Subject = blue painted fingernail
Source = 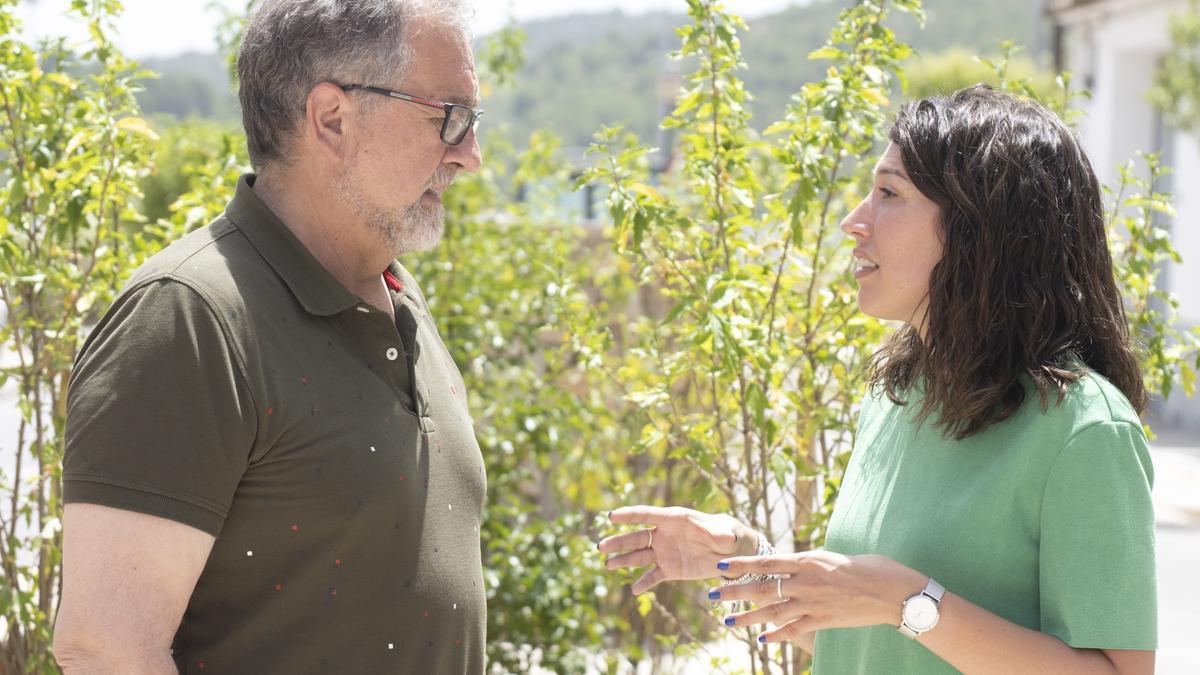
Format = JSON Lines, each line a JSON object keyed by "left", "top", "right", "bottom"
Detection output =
{"left": 717, "top": 561, "right": 730, "bottom": 571}
{"left": 724, "top": 616, "right": 736, "bottom": 626}
{"left": 758, "top": 634, "right": 767, "bottom": 643}
{"left": 708, "top": 590, "right": 721, "bottom": 600}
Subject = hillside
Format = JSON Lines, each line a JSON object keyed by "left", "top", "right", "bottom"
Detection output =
{"left": 138, "top": 51, "right": 238, "bottom": 122}
{"left": 135, "top": 0, "right": 1046, "bottom": 146}
{"left": 483, "top": 0, "right": 1046, "bottom": 148}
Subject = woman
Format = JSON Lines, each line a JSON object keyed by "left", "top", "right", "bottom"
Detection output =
{"left": 598, "top": 86, "right": 1156, "bottom": 674}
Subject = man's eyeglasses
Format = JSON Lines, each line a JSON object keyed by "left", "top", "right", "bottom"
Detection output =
{"left": 340, "top": 84, "right": 482, "bottom": 146}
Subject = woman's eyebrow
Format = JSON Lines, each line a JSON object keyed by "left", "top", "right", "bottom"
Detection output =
{"left": 875, "top": 166, "right": 911, "bottom": 183}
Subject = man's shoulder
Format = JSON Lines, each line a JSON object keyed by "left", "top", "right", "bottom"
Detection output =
{"left": 125, "top": 215, "right": 278, "bottom": 315}
{"left": 131, "top": 216, "right": 244, "bottom": 285}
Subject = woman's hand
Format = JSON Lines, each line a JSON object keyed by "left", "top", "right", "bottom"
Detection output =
{"left": 715, "top": 553, "right": 1156, "bottom": 675}
{"left": 597, "top": 506, "right": 758, "bottom": 594}
{"left": 710, "top": 551, "right": 925, "bottom": 644}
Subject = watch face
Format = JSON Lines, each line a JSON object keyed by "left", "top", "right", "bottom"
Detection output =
{"left": 903, "top": 595, "right": 939, "bottom": 632}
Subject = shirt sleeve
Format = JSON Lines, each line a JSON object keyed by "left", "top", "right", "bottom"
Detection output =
{"left": 1038, "top": 419, "right": 1157, "bottom": 649}
{"left": 63, "top": 278, "right": 258, "bottom": 537}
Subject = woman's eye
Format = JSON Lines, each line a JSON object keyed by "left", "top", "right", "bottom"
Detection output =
{"left": 878, "top": 186, "right": 897, "bottom": 199}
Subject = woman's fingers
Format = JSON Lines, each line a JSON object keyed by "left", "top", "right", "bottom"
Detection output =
{"left": 758, "top": 616, "right": 821, "bottom": 644}
{"left": 716, "top": 554, "right": 799, "bottom": 577}
{"left": 722, "top": 598, "right": 806, "bottom": 629}
{"left": 604, "top": 545, "right": 655, "bottom": 571}
{"left": 716, "top": 593, "right": 823, "bottom": 647}
{"left": 631, "top": 565, "right": 666, "bottom": 595}
{"left": 708, "top": 575, "right": 791, "bottom": 605}
{"left": 608, "top": 505, "right": 672, "bottom": 526}
{"left": 717, "top": 553, "right": 801, "bottom": 579}
{"left": 597, "top": 528, "right": 653, "bottom": 555}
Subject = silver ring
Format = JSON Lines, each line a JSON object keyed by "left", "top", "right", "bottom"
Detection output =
{"left": 776, "top": 576, "right": 786, "bottom": 601}
{"left": 647, "top": 527, "right": 654, "bottom": 550}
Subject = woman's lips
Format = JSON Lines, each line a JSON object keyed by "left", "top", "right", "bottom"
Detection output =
{"left": 854, "top": 262, "right": 879, "bottom": 279}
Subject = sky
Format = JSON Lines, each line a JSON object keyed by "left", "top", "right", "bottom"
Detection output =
{"left": 14, "top": 0, "right": 807, "bottom": 60}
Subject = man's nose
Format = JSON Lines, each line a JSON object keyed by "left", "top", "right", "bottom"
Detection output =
{"left": 446, "top": 126, "right": 482, "bottom": 173}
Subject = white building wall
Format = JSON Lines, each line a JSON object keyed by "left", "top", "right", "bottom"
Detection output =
{"left": 1172, "top": 132, "right": 1200, "bottom": 324}
{"left": 1056, "top": 0, "right": 1200, "bottom": 428}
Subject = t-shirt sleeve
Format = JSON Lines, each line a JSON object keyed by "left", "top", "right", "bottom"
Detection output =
{"left": 1038, "top": 419, "right": 1156, "bottom": 649}
{"left": 63, "top": 278, "right": 258, "bottom": 537}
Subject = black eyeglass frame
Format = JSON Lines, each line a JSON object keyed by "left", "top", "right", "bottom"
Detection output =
{"left": 340, "top": 84, "right": 482, "bottom": 146}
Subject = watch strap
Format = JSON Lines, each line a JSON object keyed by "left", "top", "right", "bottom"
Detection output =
{"left": 922, "top": 578, "right": 945, "bottom": 604}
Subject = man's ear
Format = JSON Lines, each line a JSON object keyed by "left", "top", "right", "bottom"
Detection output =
{"left": 305, "top": 82, "right": 353, "bottom": 163}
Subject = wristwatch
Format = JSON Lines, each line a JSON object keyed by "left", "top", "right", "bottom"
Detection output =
{"left": 898, "top": 578, "right": 945, "bottom": 639}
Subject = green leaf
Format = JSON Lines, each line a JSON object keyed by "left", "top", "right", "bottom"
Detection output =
{"left": 117, "top": 115, "right": 160, "bottom": 141}
{"left": 808, "top": 46, "right": 842, "bottom": 61}
{"left": 636, "top": 592, "right": 654, "bottom": 617}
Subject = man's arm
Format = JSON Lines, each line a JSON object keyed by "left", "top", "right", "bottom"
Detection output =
{"left": 53, "top": 503, "right": 216, "bottom": 674}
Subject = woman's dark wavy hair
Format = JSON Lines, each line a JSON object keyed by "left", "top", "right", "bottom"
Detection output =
{"left": 869, "top": 85, "right": 1146, "bottom": 439}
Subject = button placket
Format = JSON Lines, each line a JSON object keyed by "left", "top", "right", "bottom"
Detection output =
{"left": 345, "top": 306, "right": 415, "bottom": 411}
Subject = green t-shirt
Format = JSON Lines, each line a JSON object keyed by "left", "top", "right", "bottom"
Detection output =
{"left": 814, "top": 373, "right": 1156, "bottom": 674}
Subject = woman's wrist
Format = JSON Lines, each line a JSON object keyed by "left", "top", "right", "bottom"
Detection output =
{"left": 873, "top": 559, "right": 929, "bottom": 627}
{"left": 733, "top": 522, "right": 761, "bottom": 557}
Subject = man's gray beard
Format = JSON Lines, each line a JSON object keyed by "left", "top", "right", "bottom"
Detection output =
{"left": 361, "top": 197, "right": 444, "bottom": 256}
{"left": 336, "top": 171, "right": 446, "bottom": 256}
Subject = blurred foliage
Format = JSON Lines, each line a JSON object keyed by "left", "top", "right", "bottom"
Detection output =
{"left": 139, "top": 119, "right": 245, "bottom": 224}
{"left": 902, "top": 44, "right": 1058, "bottom": 101}
{"left": 577, "top": 0, "right": 918, "bottom": 670}
{"left": 0, "top": 0, "right": 183, "bottom": 670}
{"left": 1105, "top": 156, "right": 1200, "bottom": 409}
{"left": 211, "top": 0, "right": 255, "bottom": 86}
{"left": 1151, "top": 0, "right": 1200, "bottom": 135}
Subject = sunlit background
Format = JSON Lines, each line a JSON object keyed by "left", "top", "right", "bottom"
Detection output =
{"left": 15, "top": 0, "right": 809, "bottom": 55}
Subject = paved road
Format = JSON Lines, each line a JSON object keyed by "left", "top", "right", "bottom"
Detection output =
{"left": 1147, "top": 433, "right": 1200, "bottom": 674}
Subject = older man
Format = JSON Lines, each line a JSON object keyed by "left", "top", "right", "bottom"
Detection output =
{"left": 52, "top": 1, "right": 485, "bottom": 672}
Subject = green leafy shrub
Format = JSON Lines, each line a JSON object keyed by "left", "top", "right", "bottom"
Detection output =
{"left": 0, "top": 0, "right": 166, "bottom": 671}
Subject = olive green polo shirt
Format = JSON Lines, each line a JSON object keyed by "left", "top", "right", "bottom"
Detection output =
{"left": 63, "top": 174, "right": 487, "bottom": 674}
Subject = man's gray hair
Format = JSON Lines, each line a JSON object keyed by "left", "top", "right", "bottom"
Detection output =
{"left": 237, "top": 0, "right": 471, "bottom": 169}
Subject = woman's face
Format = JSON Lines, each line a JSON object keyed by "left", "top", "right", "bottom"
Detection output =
{"left": 840, "top": 143, "right": 944, "bottom": 336}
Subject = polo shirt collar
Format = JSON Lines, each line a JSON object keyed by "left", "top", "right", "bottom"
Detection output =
{"left": 225, "top": 174, "right": 363, "bottom": 317}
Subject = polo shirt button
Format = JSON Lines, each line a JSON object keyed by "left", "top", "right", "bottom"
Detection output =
{"left": 386, "top": 347, "right": 399, "bottom": 361}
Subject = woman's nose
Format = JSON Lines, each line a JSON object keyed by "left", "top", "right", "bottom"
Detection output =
{"left": 840, "top": 197, "right": 870, "bottom": 240}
